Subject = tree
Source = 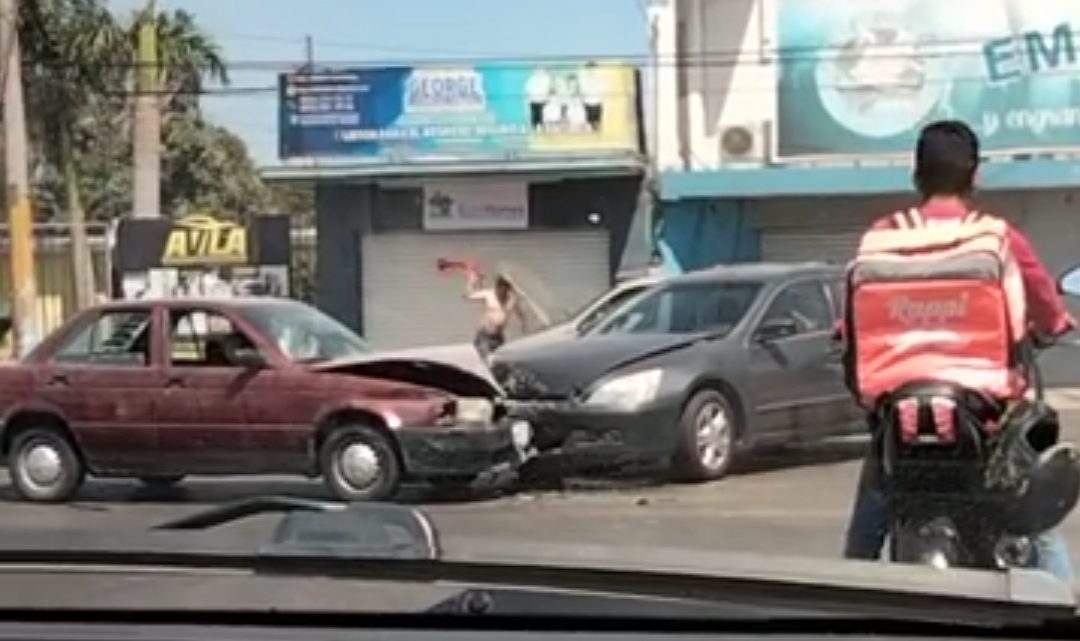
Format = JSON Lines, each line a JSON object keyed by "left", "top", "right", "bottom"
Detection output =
{"left": 268, "top": 182, "right": 316, "bottom": 226}
{"left": 145, "top": 7, "right": 229, "bottom": 108}
{"left": 21, "top": 0, "right": 128, "bottom": 308}
{"left": 21, "top": 0, "right": 274, "bottom": 296}
{"left": 161, "top": 111, "right": 269, "bottom": 219}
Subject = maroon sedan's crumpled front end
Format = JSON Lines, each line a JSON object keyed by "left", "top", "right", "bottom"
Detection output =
{"left": 308, "top": 349, "right": 531, "bottom": 479}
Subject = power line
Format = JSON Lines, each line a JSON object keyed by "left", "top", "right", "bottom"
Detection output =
{"left": 218, "top": 31, "right": 558, "bottom": 59}
{"left": 108, "top": 49, "right": 1080, "bottom": 98}
{"left": 21, "top": 27, "right": 1055, "bottom": 72}
{"left": 107, "top": 58, "right": 1080, "bottom": 99}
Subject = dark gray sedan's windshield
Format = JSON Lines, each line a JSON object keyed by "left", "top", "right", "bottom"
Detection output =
{"left": 239, "top": 302, "right": 370, "bottom": 362}
{"left": 595, "top": 282, "right": 762, "bottom": 337}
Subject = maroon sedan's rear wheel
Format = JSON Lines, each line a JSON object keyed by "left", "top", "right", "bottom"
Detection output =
{"left": 320, "top": 425, "right": 402, "bottom": 502}
{"left": 8, "top": 427, "right": 85, "bottom": 503}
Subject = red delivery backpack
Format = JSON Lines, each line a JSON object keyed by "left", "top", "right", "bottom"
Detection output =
{"left": 844, "top": 208, "right": 1028, "bottom": 409}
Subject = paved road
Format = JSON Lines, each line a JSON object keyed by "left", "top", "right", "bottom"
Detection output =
{"left": 2, "top": 412, "right": 1080, "bottom": 582}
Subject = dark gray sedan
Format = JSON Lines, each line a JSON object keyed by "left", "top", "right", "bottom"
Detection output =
{"left": 491, "top": 262, "right": 864, "bottom": 482}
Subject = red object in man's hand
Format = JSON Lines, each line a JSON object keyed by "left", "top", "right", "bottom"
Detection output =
{"left": 436, "top": 257, "right": 481, "bottom": 275}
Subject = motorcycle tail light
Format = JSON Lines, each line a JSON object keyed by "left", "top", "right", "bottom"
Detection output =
{"left": 930, "top": 397, "right": 957, "bottom": 443}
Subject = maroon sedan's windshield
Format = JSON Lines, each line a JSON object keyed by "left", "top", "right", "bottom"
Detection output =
{"left": 239, "top": 302, "right": 370, "bottom": 363}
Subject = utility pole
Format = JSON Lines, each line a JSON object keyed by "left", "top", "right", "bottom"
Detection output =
{"left": 2, "top": 0, "right": 41, "bottom": 356}
{"left": 132, "top": 0, "right": 160, "bottom": 220}
{"left": 132, "top": 0, "right": 166, "bottom": 297}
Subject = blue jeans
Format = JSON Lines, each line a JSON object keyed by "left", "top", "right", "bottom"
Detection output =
{"left": 843, "top": 454, "right": 1075, "bottom": 583}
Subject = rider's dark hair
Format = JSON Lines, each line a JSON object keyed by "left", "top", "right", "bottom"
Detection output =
{"left": 913, "top": 120, "right": 980, "bottom": 199}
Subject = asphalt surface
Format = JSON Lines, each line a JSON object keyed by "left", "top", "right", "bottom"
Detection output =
{"left": 2, "top": 411, "right": 1080, "bottom": 586}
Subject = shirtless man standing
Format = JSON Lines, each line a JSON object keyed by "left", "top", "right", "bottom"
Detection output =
{"left": 465, "top": 269, "right": 525, "bottom": 361}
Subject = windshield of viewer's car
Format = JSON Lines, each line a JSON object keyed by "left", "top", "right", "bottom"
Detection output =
{"left": 594, "top": 282, "right": 762, "bottom": 338}
{"left": 239, "top": 302, "right": 370, "bottom": 362}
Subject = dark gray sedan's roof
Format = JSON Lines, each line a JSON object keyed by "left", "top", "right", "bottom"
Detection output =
{"left": 668, "top": 262, "right": 844, "bottom": 286}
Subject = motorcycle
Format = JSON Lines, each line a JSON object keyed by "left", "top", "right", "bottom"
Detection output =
{"left": 878, "top": 267, "right": 1080, "bottom": 573}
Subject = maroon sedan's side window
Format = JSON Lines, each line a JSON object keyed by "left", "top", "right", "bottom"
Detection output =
{"left": 53, "top": 311, "right": 152, "bottom": 366}
{"left": 168, "top": 309, "right": 258, "bottom": 367}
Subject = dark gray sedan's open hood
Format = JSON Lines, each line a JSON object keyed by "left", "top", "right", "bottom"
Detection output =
{"left": 493, "top": 333, "right": 703, "bottom": 398}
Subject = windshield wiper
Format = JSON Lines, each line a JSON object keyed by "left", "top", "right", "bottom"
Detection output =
{"left": 153, "top": 496, "right": 343, "bottom": 530}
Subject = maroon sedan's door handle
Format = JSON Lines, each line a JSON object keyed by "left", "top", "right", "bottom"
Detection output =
{"left": 47, "top": 373, "right": 69, "bottom": 387}
{"left": 166, "top": 376, "right": 186, "bottom": 388}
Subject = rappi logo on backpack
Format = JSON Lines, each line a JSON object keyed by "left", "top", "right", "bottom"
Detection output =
{"left": 887, "top": 292, "right": 971, "bottom": 326}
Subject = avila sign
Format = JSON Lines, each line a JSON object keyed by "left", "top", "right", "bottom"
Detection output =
{"left": 161, "top": 215, "right": 249, "bottom": 266}
{"left": 114, "top": 214, "right": 291, "bottom": 273}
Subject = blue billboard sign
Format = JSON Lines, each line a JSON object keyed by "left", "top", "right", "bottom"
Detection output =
{"left": 278, "top": 63, "right": 640, "bottom": 160}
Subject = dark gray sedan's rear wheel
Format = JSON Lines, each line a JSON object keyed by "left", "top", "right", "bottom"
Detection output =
{"left": 8, "top": 427, "right": 85, "bottom": 503}
{"left": 320, "top": 424, "right": 402, "bottom": 502}
{"left": 672, "top": 389, "right": 739, "bottom": 482}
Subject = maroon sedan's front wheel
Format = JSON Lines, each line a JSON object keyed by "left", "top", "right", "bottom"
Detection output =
{"left": 8, "top": 427, "right": 85, "bottom": 503}
{"left": 320, "top": 425, "right": 402, "bottom": 502}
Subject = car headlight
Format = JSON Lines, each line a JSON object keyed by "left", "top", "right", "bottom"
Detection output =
{"left": 584, "top": 369, "right": 663, "bottom": 412}
{"left": 455, "top": 398, "right": 495, "bottom": 426}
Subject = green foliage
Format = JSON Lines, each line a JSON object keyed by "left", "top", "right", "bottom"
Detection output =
{"left": 162, "top": 111, "right": 269, "bottom": 219}
{"left": 21, "top": 0, "right": 272, "bottom": 223}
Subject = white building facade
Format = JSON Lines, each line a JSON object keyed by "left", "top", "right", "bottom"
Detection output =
{"left": 648, "top": 0, "right": 1080, "bottom": 382}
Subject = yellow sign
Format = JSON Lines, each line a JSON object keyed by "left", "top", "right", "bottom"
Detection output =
{"left": 161, "top": 215, "right": 248, "bottom": 265}
{"left": 526, "top": 62, "right": 640, "bottom": 153}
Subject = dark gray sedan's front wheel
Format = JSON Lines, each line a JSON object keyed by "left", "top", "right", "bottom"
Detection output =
{"left": 672, "top": 389, "right": 739, "bottom": 482}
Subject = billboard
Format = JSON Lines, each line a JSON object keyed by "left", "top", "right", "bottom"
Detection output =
{"left": 774, "top": 0, "right": 1080, "bottom": 158}
{"left": 279, "top": 62, "right": 640, "bottom": 160}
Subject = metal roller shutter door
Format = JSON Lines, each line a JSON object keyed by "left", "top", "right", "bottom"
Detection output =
{"left": 361, "top": 230, "right": 610, "bottom": 350}
{"left": 752, "top": 198, "right": 880, "bottom": 265}
{"left": 760, "top": 228, "right": 865, "bottom": 265}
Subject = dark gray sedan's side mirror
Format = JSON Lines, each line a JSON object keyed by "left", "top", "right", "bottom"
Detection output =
{"left": 1058, "top": 265, "right": 1080, "bottom": 297}
{"left": 754, "top": 317, "right": 799, "bottom": 343}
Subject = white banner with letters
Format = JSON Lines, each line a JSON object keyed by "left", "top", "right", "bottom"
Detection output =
{"left": 422, "top": 180, "right": 528, "bottom": 231}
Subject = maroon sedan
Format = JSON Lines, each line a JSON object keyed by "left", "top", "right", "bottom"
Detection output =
{"left": 0, "top": 298, "right": 529, "bottom": 503}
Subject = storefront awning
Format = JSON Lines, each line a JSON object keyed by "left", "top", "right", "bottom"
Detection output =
{"left": 661, "top": 158, "right": 1080, "bottom": 200}
{"left": 261, "top": 154, "right": 646, "bottom": 182}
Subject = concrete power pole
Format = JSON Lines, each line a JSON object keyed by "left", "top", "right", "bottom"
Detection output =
{"left": 131, "top": 0, "right": 167, "bottom": 297}
{"left": 132, "top": 0, "right": 160, "bottom": 220}
{"left": 2, "top": 0, "right": 42, "bottom": 357}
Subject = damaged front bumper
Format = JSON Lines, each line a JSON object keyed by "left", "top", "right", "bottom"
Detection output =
{"left": 504, "top": 399, "right": 680, "bottom": 466}
{"left": 395, "top": 419, "right": 533, "bottom": 478}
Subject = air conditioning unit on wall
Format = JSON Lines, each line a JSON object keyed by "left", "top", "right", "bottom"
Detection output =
{"left": 718, "top": 121, "right": 770, "bottom": 164}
